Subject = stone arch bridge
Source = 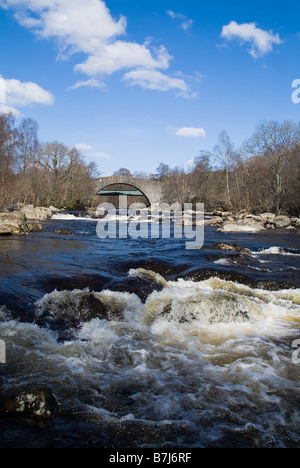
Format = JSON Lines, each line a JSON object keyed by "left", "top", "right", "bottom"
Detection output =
{"left": 91, "top": 175, "right": 164, "bottom": 208}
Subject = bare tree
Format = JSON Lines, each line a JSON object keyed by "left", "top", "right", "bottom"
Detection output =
{"left": 16, "top": 118, "right": 39, "bottom": 173}
{"left": 113, "top": 168, "right": 132, "bottom": 177}
{"left": 0, "top": 113, "right": 16, "bottom": 180}
{"left": 188, "top": 151, "right": 212, "bottom": 205}
{"left": 0, "top": 113, "right": 17, "bottom": 206}
{"left": 213, "top": 131, "right": 236, "bottom": 206}
{"left": 37, "top": 141, "right": 69, "bottom": 177}
{"left": 155, "top": 162, "right": 172, "bottom": 180}
{"left": 242, "top": 120, "right": 300, "bottom": 213}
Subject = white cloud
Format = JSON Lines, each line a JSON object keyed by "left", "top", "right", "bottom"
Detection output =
{"left": 3, "top": 77, "right": 54, "bottom": 106}
{"left": 67, "top": 78, "right": 105, "bottom": 91}
{"left": 221, "top": 21, "right": 282, "bottom": 58}
{"left": 75, "top": 143, "right": 94, "bottom": 152}
{"left": 5, "top": 0, "right": 127, "bottom": 49}
{"left": 74, "top": 42, "right": 171, "bottom": 77}
{"left": 0, "top": 75, "right": 54, "bottom": 115}
{"left": 75, "top": 142, "right": 111, "bottom": 160}
{"left": 175, "top": 127, "right": 206, "bottom": 138}
{"left": 167, "top": 10, "right": 193, "bottom": 31}
{"left": 1, "top": 0, "right": 191, "bottom": 95}
{"left": 123, "top": 69, "right": 189, "bottom": 95}
{"left": 166, "top": 10, "right": 177, "bottom": 20}
{"left": 0, "top": 103, "right": 20, "bottom": 117}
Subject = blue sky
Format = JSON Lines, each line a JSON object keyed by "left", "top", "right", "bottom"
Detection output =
{"left": 0, "top": 0, "right": 299, "bottom": 175}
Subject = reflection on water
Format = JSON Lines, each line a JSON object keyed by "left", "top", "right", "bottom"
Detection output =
{"left": 0, "top": 219, "right": 299, "bottom": 448}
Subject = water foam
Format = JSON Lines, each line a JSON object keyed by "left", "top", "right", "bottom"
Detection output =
{"left": 51, "top": 213, "right": 96, "bottom": 221}
{"left": 1, "top": 274, "right": 299, "bottom": 447}
{"left": 253, "top": 246, "right": 300, "bottom": 256}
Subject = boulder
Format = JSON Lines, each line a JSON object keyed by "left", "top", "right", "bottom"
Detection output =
{"left": 260, "top": 213, "right": 276, "bottom": 223}
{"left": 219, "top": 221, "right": 265, "bottom": 232}
{"left": 237, "top": 218, "right": 266, "bottom": 229}
{"left": 21, "top": 205, "right": 52, "bottom": 221}
{"left": 204, "top": 216, "right": 223, "bottom": 226}
{"left": 0, "top": 212, "right": 29, "bottom": 235}
{"left": 0, "top": 226, "right": 12, "bottom": 236}
{"left": 274, "top": 215, "right": 291, "bottom": 229}
{"left": 36, "top": 292, "right": 111, "bottom": 333}
{"left": 0, "top": 388, "right": 58, "bottom": 419}
{"left": 48, "top": 206, "right": 61, "bottom": 213}
{"left": 290, "top": 218, "right": 300, "bottom": 228}
{"left": 212, "top": 243, "right": 252, "bottom": 256}
{"left": 5, "top": 204, "right": 20, "bottom": 213}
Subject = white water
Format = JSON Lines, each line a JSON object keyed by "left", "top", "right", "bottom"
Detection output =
{"left": 252, "top": 246, "right": 300, "bottom": 256}
{"left": 51, "top": 213, "right": 96, "bottom": 221}
{"left": 1, "top": 275, "right": 299, "bottom": 447}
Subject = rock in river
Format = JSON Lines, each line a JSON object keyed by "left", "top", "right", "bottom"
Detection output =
{"left": 21, "top": 205, "right": 52, "bottom": 221}
{"left": 0, "top": 225, "right": 12, "bottom": 236}
{"left": 0, "top": 212, "right": 29, "bottom": 235}
{"left": 0, "top": 388, "right": 58, "bottom": 419}
{"left": 55, "top": 229, "right": 72, "bottom": 235}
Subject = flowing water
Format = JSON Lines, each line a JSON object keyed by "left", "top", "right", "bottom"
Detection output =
{"left": 0, "top": 216, "right": 299, "bottom": 448}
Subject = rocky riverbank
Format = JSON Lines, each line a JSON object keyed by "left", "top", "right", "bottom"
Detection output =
{"left": 0, "top": 204, "right": 299, "bottom": 236}
{"left": 205, "top": 211, "right": 300, "bottom": 232}
{"left": 0, "top": 205, "right": 61, "bottom": 235}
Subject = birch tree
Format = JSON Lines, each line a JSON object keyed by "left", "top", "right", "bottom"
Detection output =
{"left": 213, "top": 131, "right": 235, "bottom": 206}
{"left": 16, "top": 118, "right": 39, "bottom": 173}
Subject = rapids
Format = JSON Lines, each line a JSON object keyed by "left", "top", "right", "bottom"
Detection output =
{"left": 0, "top": 217, "right": 299, "bottom": 447}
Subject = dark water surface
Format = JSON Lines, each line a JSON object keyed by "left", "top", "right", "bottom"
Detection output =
{"left": 0, "top": 218, "right": 299, "bottom": 448}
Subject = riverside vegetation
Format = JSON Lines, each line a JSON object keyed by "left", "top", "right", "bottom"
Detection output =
{"left": 0, "top": 113, "right": 299, "bottom": 231}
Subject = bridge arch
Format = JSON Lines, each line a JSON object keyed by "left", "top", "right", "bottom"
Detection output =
{"left": 96, "top": 182, "right": 151, "bottom": 207}
{"left": 91, "top": 175, "right": 163, "bottom": 208}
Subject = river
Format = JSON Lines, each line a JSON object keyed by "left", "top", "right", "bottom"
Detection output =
{"left": 0, "top": 215, "right": 299, "bottom": 448}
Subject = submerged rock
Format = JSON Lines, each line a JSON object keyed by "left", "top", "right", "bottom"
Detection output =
{"left": 0, "top": 388, "right": 58, "bottom": 419}
{"left": 183, "top": 268, "right": 255, "bottom": 287}
{"left": 129, "top": 268, "right": 168, "bottom": 288}
{"left": 28, "top": 223, "right": 43, "bottom": 232}
{"left": 35, "top": 291, "right": 110, "bottom": 332}
{"left": 144, "top": 285, "right": 262, "bottom": 325}
{"left": 55, "top": 229, "right": 72, "bottom": 235}
{"left": 212, "top": 243, "right": 252, "bottom": 256}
